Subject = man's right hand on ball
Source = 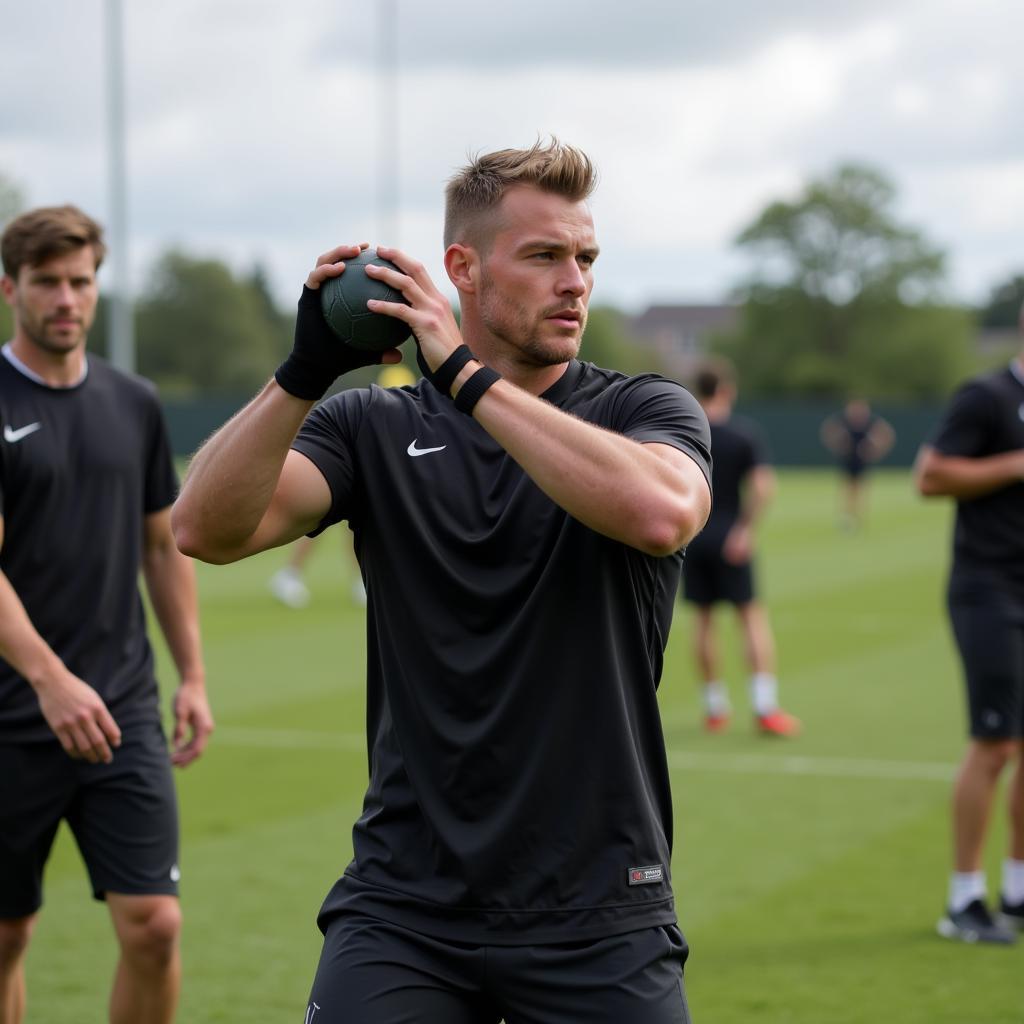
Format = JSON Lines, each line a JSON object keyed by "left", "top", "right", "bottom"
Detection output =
{"left": 275, "top": 244, "right": 401, "bottom": 401}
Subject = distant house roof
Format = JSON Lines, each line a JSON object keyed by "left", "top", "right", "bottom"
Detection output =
{"left": 629, "top": 304, "right": 739, "bottom": 338}
{"left": 626, "top": 304, "right": 739, "bottom": 370}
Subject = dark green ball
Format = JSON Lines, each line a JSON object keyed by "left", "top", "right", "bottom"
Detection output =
{"left": 320, "top": 249, "right": 412, "bottom": 351}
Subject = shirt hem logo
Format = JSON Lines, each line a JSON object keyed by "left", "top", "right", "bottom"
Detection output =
{"left": 628, "top": 864, "right": 665, "bottom": 886}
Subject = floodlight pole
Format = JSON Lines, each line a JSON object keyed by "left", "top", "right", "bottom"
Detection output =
{"left": 105, "top": 0, "right": 134, "bottom": 372}
{"left": 376, "top": 0, "right": 399, "bottom": 247}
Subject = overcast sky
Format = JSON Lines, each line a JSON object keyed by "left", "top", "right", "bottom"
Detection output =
{"left": 1, "top": 0, "right": 1022, "bottom": 312}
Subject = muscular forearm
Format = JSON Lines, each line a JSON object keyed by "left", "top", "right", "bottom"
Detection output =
{"left": 0, "top": 570, "right": 65, "bottom": 690}
{"left": 172, "top": 380, "right": 315, "bottom": 562}
{"left": 469, "top": 376, "right": 709, "bottom": 556}
{"left": 914, "top": 446, "right": 1024, "bottom": 500}
{"left": 143, "top": 547, "right": 204, "bottom": 684}
{"left": 740, "top": 467, "right": 774, "bottom": 528}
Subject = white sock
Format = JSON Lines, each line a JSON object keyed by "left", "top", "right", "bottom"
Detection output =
{"left": 1002, "top": 859, "right": 1024, "bottom": 905}
{"left": 703, "top": 681, "right": 730, "bottom": 717}
{"left": 750, "top": 673, "right": 778, "bottom": 716}
{"left": 949, "top": 871, "right": 986, "bottom": 913}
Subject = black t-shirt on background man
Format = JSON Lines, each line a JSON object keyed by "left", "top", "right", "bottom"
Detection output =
{"left": 0, "top": 350, "right": 178, "bottom": 742}
{"left": 687, "top": 414, "right": 766, "bottom": 554}
{"left": 930, "top": 364, "right": 1024, "bottom": 589}
{"left": 292, "top": 360, "right": 711, "bottom": 946}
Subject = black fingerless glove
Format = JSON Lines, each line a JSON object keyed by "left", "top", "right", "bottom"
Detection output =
{"left": 275, "top": 286, "right": 384, "bottom": 400}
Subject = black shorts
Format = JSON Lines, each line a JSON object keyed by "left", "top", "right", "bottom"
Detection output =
{"left": 0, "top": 720, "right": 179, "bottom": 918}
{"left": 948, "top": 573, "right": 1024, "bottom": 740}
{"left": 682, "top": 539, "right": 755, "bottom": 607}
{"left": 305, "top": 911, "right": 691, "bottom": 1024}
{"left": 841, "top": 457, "right": 868, "bottom": 480}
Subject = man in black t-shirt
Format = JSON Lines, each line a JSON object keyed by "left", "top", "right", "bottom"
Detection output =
{"left": 820, "top": 398, "right": 895, "bottom": 530}
{"left": 174, "top": 141, "right": 712, "bottom": 1023}
{"left": 0, "top": 206, "right": 212, "bottom": 1023}
{"left": 682, "top": 359, "right": 800, "bottom": 737}
{"left": 915, "top": 313, "right": 1024, "bottom": 945}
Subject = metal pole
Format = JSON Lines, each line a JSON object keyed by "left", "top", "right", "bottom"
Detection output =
{"left": 375, "top": 0, "right": 399, "bottom": 247}
{"left": 105, "top": 0, "right": 134, "bottom": 372}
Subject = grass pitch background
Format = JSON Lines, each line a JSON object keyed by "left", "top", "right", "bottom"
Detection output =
{"left": 27, "top": 470, "right": 1023, "bottom": 1022}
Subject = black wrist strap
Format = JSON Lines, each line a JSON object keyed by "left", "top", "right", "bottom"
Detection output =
{"left": 424, "top": 344, "right": 476, "bottom": 395}
{"left": 274, "top": 353, "right": 334, "bottom": 401}
{"left": 453, "top": 366, "right": 501, "bottom": 415}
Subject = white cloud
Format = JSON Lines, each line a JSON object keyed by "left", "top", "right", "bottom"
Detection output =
{"left": 0, "top": 0, "right": 1021, "bottom": 313}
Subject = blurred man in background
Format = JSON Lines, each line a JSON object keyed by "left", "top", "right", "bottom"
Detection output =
{"left": 820, "top": 398, "right": 895, "bottom": 530}
{"left": 0, "top": 205, "right": 211, "bottom": 1022}
{"left": 915, "top": 308, "right": 1024, "bottom": 945}
{"left": 682, "top": 358, "right": 800, "bottom": 737}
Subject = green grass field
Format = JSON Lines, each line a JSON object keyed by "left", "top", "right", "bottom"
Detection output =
{"left": 25, "top": 470, "right": 1023, "bottom": 1022}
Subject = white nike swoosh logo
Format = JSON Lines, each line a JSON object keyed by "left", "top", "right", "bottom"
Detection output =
{"left": 407, "top": 440, "right": 447, "bottom": 457}
{"left": 4, "top": 422, "right": 42, "bottom": 443}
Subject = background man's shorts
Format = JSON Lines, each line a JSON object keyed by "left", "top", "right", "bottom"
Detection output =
{"left": 682, "top": 540, "right": 755, "bottom": 606}
{"left": 305, "top": 911, "right": 691, "bottom": 1024}
{"left": 0, "top": 719, "right": 179, "bottom": 918}
{"left": 948, "top": 573, "right": 1024, "bottom": 740}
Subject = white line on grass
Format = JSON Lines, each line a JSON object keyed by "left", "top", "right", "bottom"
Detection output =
{"left": 213, "top": 726, "right": 956, "bottom": 783}
{"left": 668, "top": 750, "right": 954, "bottom": 782}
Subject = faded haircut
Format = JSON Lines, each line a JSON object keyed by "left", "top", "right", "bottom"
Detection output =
{"left": 693, "top": 357, "right": 737, "bottom": 401}
{"left": 1, "top": 205, "right": 106, "bottom": 279}
{"left": 444, "top": 138, "right": 597, "bottom": 250}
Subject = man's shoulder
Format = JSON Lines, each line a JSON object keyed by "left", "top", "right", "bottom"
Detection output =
{"left": 721, "top": 413, "right": 762, "bottom": 440}
{"left": 573, "top": 362, "right": 692, "bottom": 405}
{"left": 87, "top": 355, "right": 159, "bottom": 398}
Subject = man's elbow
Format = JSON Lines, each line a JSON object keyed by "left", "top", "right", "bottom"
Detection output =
{"left": 914, "top": 471, "right": 944, "bottom": 498}
{"left": 171, "top": 507, "right": 236, "bottom": 565}
{"left": 638, "top": 501, "right": 709, "bottom": 558}
{"left": 912, "top": 449, "right": 946, "bottom": 498}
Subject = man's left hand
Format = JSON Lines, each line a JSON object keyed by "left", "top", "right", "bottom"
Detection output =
{"left": 171, "top": 679, "right": 214, "bottom": 767}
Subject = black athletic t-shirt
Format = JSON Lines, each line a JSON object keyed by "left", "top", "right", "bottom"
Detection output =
{"left": 930, "top": 364, "right": 1024, "bottom": 588}
{"left": 292, "top": 360, "right": 712, "bottom": 945}
{"left": 0, "top": 352, "right": 178, "bottom": 742}
{"left": 687, "top": 414, "right": 766, "bottom": 552}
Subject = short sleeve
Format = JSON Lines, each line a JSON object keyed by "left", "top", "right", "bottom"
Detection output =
{"left": 143, "top": 399, "right": 179, "bottom": 514}
{"left": 291, "top": 389, "right": 371, "bottom": 534}
{"left": 608, "top": 376, "right": 712, "bottom": 491}
{"left": 930, "top": 381, "right": 993, "bottom": 458}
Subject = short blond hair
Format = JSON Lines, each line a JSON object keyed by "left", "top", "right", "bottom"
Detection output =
{"left": 1, "top": 205, "right": 106, "bottom": 279}
{"left": 444, "top": 138, "right": 597, "bottom": 249}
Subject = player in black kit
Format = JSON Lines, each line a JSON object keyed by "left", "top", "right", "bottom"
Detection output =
{"left": 173, "top": 140, "right": 713, "bottom": 1023}
{"left": 681, "top": 359, "right": 800, "bottom": 736}
{"left": 0, "top": 207, "right": 212, "bottom": 1022}
{"left": 915, "top": 308, "right": 1024, "bottom": 945}
{"left": 820, "top": 398, "right": 895, "bottom": 530}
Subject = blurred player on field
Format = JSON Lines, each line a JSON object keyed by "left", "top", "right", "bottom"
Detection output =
{"left": 0, "top": 206, "right": 211, "bottom": 1023}
{"left": 820, "top": 398, "right": 895, "bottom": 530}
{"left": 915, "top": 302, "right": 1024, "bottom": 945}
{"left": 681, "top": 358, "right": 800, "bottom": 737}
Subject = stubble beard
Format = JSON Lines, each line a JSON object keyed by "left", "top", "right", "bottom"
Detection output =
{"left": 478, "top": 278, "right": 586, "bottom": 369}
{"left": 18, "top": 302, "right": 88, "bottom": 356}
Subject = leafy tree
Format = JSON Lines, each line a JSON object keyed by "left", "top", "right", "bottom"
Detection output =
{"left": 717, "top": 163, "right": 971, "bottom": 399}
{"left": 135, "top": 251, "right": 292, "bottom": 396}
{"left": 979, "top": 273, "right": 1024, "bottom": 329}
